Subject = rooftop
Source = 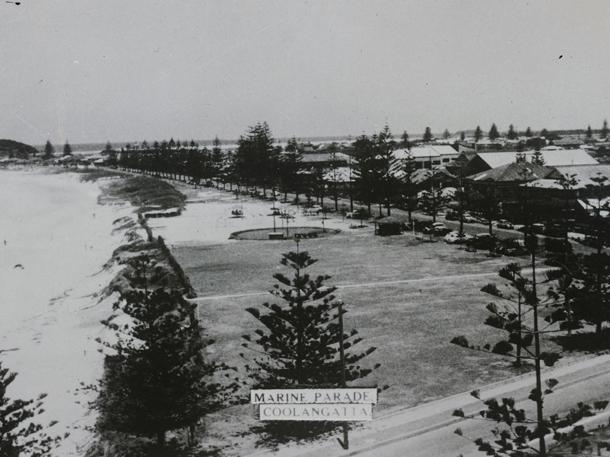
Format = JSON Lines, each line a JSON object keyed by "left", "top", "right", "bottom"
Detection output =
{"left": 393, "top": 144, "right": 458, "bottom": 160}
{"left": 476, "top": 149, "right": 598, "bottom": 168}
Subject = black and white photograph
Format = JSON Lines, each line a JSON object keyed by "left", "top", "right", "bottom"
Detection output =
{"left": 1, "top": 1, "right": 610, "bottom": 456}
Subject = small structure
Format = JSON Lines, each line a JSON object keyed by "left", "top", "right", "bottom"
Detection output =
{"left": 374, "top": 216, "right": 404, "bottom": 236}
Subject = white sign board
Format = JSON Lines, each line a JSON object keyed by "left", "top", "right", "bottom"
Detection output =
{"left": 259, "top": 403, "right": 373, "bottom": 421}
{"left": 251, "top": 388, "right": 377, "bottom": 405}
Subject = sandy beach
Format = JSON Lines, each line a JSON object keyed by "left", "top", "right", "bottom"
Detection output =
{"left": 0, "top": 169, "right": 132, "bottom": 456}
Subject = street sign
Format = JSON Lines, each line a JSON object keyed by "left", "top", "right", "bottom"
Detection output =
{"left": 251, "top": 388, "right": 377, "bottom": 422}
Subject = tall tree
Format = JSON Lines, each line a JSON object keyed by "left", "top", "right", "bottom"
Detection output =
{"left": 531, "top": 149, "right": 545, "bottom": 165}
{"left": 442, "top": 128, "right": 450, "bottom": 140}
{"left": 525, "top": 126, "right": 533, "bottom": 137}
{"left": 460, "top": 131, "right": 466, "bottom": 141}
{"left": 43, "top": 140, "right": 54, "bottom": 159}
{"left": 420, "top": 185, "right": 447, "bottom": 224}
{"left": 235, "top": 122, "right": 275, "bottom": 195}
{"left": 452, "top": 237, "right": 564, "bottom": 456}
{"left": 0, "top": 360, "right": 63, "bottom": 456}
{"left": 474, "top": 125, "right": 482, "bottom": 142}
{"left": 586, "top": 125, "right": 593, "bottom": 139}
{"left": 507, "top": 124, "right": 518, "bottom": 140}
{"left": 352, "top": 135, "right": 376, "bottom": 215}
{"left": 488, "top": 123, "right": 500, "bottom": 141}
{"left": 242, "top": 249, "right": 379, "bottom": 440}
{"left": 422, "top": 126, "right": 433, "bottom": 142}
{"left": 400, "top": 130, "right": 411, "bottom": 148}
{"left": 401, "top": 149, "right": 417, "bottom": 224}
{"left": 211, "top": 136, "right": 224, "bottom": 185}
{"left": 95, "top": 267, "right": 235, "bottom": 449}
{"left": 63, "top": 141, "right": 72, "bottom": 156}
{"left": 278, "top": 149, "right": 303, "bottom": 202}
{"left": 375, "top": 125, "right": 399, "bottom": 216}
{"left": 285, "top": 137, "right": 298, "bottom": 152}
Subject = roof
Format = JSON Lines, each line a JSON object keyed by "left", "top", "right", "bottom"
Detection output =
{"left": 554, "top": 164, "right": 610, "bottom": 188}
{"left": 298, "top": 152, "right": 350, "bottom": 164}
{"left": 393, "top": 145, "right": 458, "bottom": 160}
{"left": 377, "top": 215, "right": 408, "bottom": 224}
{"left": 476, "top": 149, "right": 598, "bottom": 168}
{"left": 469, "top": 162, "right": 558, "bottom": 182}
{"left": 577, "top": 198, "right": 610, "bottom": 217}
{"left": 410, "top": 167, "right": 456, "bottom": 185}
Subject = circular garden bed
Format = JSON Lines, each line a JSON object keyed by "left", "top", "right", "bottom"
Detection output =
{"left": 229, "top": 226, "right": 340, "bottom": 241}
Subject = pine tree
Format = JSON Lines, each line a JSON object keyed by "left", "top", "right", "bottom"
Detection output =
{"left": 43, "top": 140, "right": 54, "bottom": 159}
{"left": 443, "top": 129, "right": 450, "bottom": 140}
{"left": 0, "top": 361, "right": 63, "bottom": 456}
{"left": 376, "top": 125, "right": 399, "bottom": 216}
{"left": 208, "top": 138, "right": 222, "bottom": 186}
{"left": 525, "top": 126, "right": 533, "bottom": 137}
{"left": 352, "top": 135, "right": 376, "bottom": 215}
{"left": 422, "top": 126, "right": 433, "bottom": 142}
{"left": 285, "top": 137, "right": 298, "bottom": 152}
{"left": 460, "top": 131, "right": 466, "bottom": 141}
{"left": 242, "top": 249, "right": 379, "bottom": 441}
{"left": 401, "top": 130, "right": 410, "bottom": 148}
{"left": 63, "top": 141, "right": 72, "bottom": 156}
{"left": 401, "top": 149, "right": 417, "bottom": 224}
{"left": 507, "top": 124, "right": 518, "bottom": 140}
{"left": 586, "top": 125, "right": 593, "bottom": 139}
{"left": 95, "top": 284, "right": 236, "bottom": 449}
{"left": 474, "top": 125, "right": 482, "bottom": 142}
{"left": 531, "top": 149, "right": 545, "bottom": 165}
{"left": 451, "top": 239, "right": 566, "bottom": 456}
{"left": 488, "top": 123, "right": 499, "bottom": 141}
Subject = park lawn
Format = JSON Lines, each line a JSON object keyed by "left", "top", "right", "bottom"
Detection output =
{"left": 171, "top": 231, "right": 568, "bottom": 454}
{"left": 172, "top": 230, "right": 551, "bottom": 409}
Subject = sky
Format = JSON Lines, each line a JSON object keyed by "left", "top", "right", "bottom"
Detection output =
{"left": 1, "top": 0, "right": 609, "bottom": 145}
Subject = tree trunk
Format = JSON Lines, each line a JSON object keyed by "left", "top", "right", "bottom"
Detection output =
{"left": 531, "top": 247, "right": 547, "bottom": 456}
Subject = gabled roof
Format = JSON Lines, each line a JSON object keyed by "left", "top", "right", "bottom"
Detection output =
{"left": 393, "top": 144, "right": 458, "bottom": 160}
{"left": 411, "top": 167, "right": 456, "bottom": 185}
{"left": 469, "top": 162, "right": 559, "bottom": 182}
{"left": 475, "top": 149, "right": 598, "bottom": 168}
{"left": 297, "top": 152, "right": 350, "bottom": 163}
{"left": 554, "top": 164, "right": 610, "bottom": 188}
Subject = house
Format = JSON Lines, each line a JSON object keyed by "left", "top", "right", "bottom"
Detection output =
{"left": 393, "top": 145, "right": 459, "bottom": 169}
{"left": 466, "top": 162, "right": 562, "bottom": 222}
{"left": 462, "top": 149, "right": 598, "bottom": 176}
{"left": 409, "top": 167, "right": 457, "bottom": 190}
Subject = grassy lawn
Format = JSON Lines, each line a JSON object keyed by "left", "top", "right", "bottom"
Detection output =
{"left": 173, "top": 231, "right": 541, "bottom": 411}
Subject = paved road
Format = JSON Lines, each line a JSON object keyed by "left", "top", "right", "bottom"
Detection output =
{"left": 247, "top": 354, "right": 610, "bottom": 457}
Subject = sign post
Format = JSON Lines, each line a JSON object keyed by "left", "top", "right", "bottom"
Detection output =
{"left": 337, "top": 300, "right": 349, "bottom": 450}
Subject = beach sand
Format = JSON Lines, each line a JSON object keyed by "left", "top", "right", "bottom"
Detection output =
{"left": 0, "top": 169, "right": 133, "bottom": 456}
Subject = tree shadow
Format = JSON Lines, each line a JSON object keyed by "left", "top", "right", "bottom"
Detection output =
{"left": 552, "top": 329, "right": 610, "bottom": 353}
{"left": 249, "top": 421, "right": 345, "bottom": 450}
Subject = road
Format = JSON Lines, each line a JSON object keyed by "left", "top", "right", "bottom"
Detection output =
{"left": 247, "top": 354, "right": 610, "bottom": 457}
